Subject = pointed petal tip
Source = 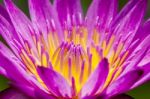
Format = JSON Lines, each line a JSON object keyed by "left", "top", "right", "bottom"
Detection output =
{"left": 37, "top": 66, "right": 46, "bottom": 73}
{"left": 81, "top": 58, "right": 109, "bottom": 98}
{"left": 100, "top": 58, "right": 109, "bottom": 69}
{"left": 37, "top": 66, "right": 72, "bottom": 98}
{"left": 103, "top": 57, "right": 108, "bottom": 63}
{"left": 106, "top": 69, "right": 144, "bottom": 97}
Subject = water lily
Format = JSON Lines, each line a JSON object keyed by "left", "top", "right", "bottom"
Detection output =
{"left": 0, "top": 0, "right": 150, "bottom": 98}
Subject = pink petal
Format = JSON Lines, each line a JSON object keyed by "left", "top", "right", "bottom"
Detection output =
{"left": 80, "top": 58, "right": 109, "bottom": 98}
{"left": 37, "top": 67, "right": 72, "bottom": 98}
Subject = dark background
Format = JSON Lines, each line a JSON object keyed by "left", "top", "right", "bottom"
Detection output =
{"left": 0, "top": 0, "right": 150, "bottom": 98}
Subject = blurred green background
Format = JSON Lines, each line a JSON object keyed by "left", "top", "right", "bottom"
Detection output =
{"left": 0, "top": 0, "right": 150, "bottom": 98}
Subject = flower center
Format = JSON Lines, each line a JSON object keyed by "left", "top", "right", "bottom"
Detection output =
{"left": 51, "top": 42, "right": 89, "bottom": 93}
{"left": 18, "top": 25, "right": 130, "bottom": 96}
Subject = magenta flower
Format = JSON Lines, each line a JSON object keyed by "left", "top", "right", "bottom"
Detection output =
{"left": 0, "top": 0, "right": 150, "bottom": 98}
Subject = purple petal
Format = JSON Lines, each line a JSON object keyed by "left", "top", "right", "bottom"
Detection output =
{"left": 0, "top": 42, "right": 21, "bottom": 66}
{"left": 54, "top": 0, "right": 83, "bottom": 26}
{"left": 123, "top": 35, "right": 150, "bottom": 74}
{"left": 0, "top": 88, "right": 31, "bottom": 99}
{"left": 136, "top": 35, "right": 150, "bottom": 66}
{"left": 0, "top": 5, "right": 11, "bottom": 23}
{"left": 0, "top": 67, "right": 7, "bottom": 76}
{"left": 89, "top": 94, "right": 133, "bottom": 99}
{"left": 139, "top": 49, "right": 150, "bottom": 66}
{"left": 80, "top": 58, "right": 109, "bottom": 98}
{"left": 34, "top": 87, "right": 56, "bottom": 99}
{"left": 37, "top": 67, "right": 72, "bottom": 98}
{"left": 28, "top": 0, "right": 52, "bottom": 33}
{"left": 0, "top": 41, "right": 16, "bottom": 57}
{"left": 0, "top": 42, "right": 31, "bottom": 86}
{"left": 11, "top": 74, "right": 51, "bottom": 98}
{"left": 130, "top": 23, "right": 150, "bottom": 63}
{"left": 0, "top": 42, "right": 45, "bottom": 98}
{"left": 133, "top": 19, "right": 150, "bottom": 42}
{"left": 131, "top": 62, "right": 150, "bottom": 89}
{"left": 86, "top": 0, "right": 118, "bottom": 32}
{"left": 28, "top": 0, "right": 63, "bottom": 40}
{"left": 110, "top": 94, "right": 133, "bottom": 99}
{"left": 4, "top": 0, "right": 36, "bottom": 50}
{"left": 131, "top": 73, "right": 150, "bottom": 89}
{"left": 0, "top": 14, "right": 21, "bottom": 57}
{"left": 10, "top": 82, "right": 35, "bottom": 98}
{"left": 4, "top": 0, "right": 32, "bottom": 34}
{"left": 106, "top": 69, "right": 143, "bottom": 97}
{"left": 111, "top": 0, "right": 147, "bottom": 50}
{"left": 0, "top": 55, "right": 28, "bottom": 85}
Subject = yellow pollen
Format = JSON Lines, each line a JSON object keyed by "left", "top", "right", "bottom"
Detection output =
{"left": 19, "top": 26, "right": 130, "bottom": 97}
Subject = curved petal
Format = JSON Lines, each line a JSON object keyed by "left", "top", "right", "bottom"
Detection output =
{"left": 0, "top": 14, "right": 21, "bottom": 57}
{"left": 88, "top": 94, "right": 133, "bottom": 99}
{"left": 54, "top": 0, "right": 83, "bottom": 26}
{"left": 10, "top": 74, "right": 50, "bottom": 98}
{"left": 4, "top": 0, "right": 36, "bottom": 50}
{"left": 28, "top": 0, "right": 63, "bottom": 40}
{"left": 131, "top": 73, "right": 150, "bottom": 89}
{"left": 34, "top": 87, "right": 56, "bottom": 99}
{"left": 0, "top": 42, "right": 8, "bottom": 78}
{"left": 80, "top": 58, "right": 109, "bottom": 98}
{"left": 0, "top": 42, "right": 31, "bottom": 86}
{"left": 10, "top": 82, "right": 35, "bottom": 98}
{"left": 111, "top": 0, "right": 147, "bottom": 50}
{"left": 29, "top": 0, "right": 52, "bottom": 33}
{"left": 110, "top": 94, "right": 133, "bottom": 99}
{"left": 0, "top": 42, "right": 21, "bottom": 67}
{"left": 123, "top": 35, "right": 150, "bottom": 74}
{"left": 4, "top": 0, "right": 32, "bottom": 35}
{"left": 131, "top": 62, "right": 150, "bottom": 89}
{"left": 0, "top": 5, "right": 11, "bottom": 23}
{"left": 0, "top": 54, "right": 28, "bottom": 85}
{"left": 138, "top": 49, "right": 150, "bottom": 66}
{"left": 106, "top": 69, "right": 143, "bottom": 97}
{"left": 0, "top": 88, "right": 31, "bottom": 99}
{"left": 133, "top": 19, "right": 150, "bottom": 42}
{"left": 137, "top": 35, "right": 150, "bottom": 66}
{"left": 0, "top": 43, "right": 43, "bottom": 97}
{"left": 86, "top": 0, "right": 118, "bottom": 32}
{"left": 129, "top": 20, "right": 150, "bottom": 65}
{"left": 37, "top": 67, "right": 72, "bottom": 98}
{"left": 0, "top": 67, "right": 7, "bottom": 76}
